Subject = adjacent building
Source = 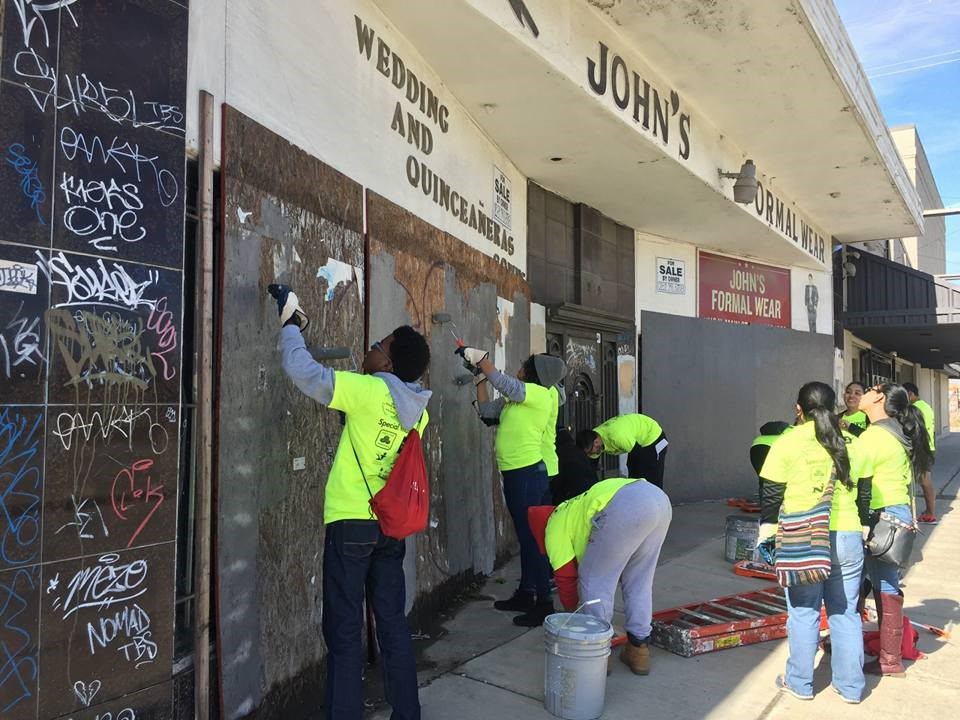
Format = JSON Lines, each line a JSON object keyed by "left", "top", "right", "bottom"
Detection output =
{"left": 840, "top": 125, "right": 960, "bottom": 437}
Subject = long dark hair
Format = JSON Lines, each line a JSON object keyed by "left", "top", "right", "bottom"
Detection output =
{"left": 798, "top": 381, "right": 852, "bottom": 488}
{"left": 875, "top": 383, "right": 934, "bottom": 477}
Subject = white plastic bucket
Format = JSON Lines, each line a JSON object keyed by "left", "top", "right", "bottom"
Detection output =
{"left": 724, "top": 514, "right": 758, "bottom": 562}
{"left": 543, "top": 612, "right": 614, "bottom": 720}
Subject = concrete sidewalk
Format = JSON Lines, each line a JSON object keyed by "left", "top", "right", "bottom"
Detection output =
{"left": 371, "top": 432, "right": 960, "bottom": 720}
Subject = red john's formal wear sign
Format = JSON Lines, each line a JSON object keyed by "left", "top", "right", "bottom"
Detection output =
{"left": 698, "top": 251, "right": 791, "bottom": 328}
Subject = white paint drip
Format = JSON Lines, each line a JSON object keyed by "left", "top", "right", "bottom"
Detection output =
{"left": 272, "top": 244, "right": 303, "bottom": 282}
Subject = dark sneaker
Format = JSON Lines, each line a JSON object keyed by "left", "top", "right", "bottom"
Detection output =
{"left": 775, "top": 675, "right": 813, "bottom": 701}
{"left": 493, "top": 590, "right": 535, "bottom": 612}
{"left": 512, "top": 603, "right": 554, "bottom": 627}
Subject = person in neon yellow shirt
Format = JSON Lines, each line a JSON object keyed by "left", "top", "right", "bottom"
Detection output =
{"left": 758, "top": 381, "right": 869, "bottom": 703}
{"left": 903, "top": 382, "right": 937, "bottom": 523}
{"left": 578, "top": 413, "right": 668, "bottom": 488}
{"left": 856, "top": 383, "right": 934, "bottom": 678}
{"left": 838, "top": 381, "right": 869, "bottom": 437}
{"left": 269, "top": 284, "right": 431, "bottom": 720}
{"left": 462, "top": 346, "right": 566, "bottom": 627}
{"left": 526, "top": 477, "right": 672, "bottom": 676}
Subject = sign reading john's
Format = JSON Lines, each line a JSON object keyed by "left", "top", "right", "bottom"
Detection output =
{"left": 698, "top": 251, "right": 791, "bottom": 329}
{"left": 586, "top": 41, "right": 692, "bottom": 160}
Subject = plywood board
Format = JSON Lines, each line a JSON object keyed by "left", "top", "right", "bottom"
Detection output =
{"left": 217, "top": 105, "right": 365, "bottom": 719}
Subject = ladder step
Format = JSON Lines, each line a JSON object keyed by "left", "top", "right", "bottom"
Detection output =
{"left": 705, "top": 601, "right": 762, "bottom": 619}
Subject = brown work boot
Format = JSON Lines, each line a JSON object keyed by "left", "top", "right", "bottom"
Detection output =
{"left": 620, "top": 642, "right": 650, "bottom": 675}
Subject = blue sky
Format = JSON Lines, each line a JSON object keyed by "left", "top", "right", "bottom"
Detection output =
{"left": 835, "top": 0, "right": 960, "bottom": 274}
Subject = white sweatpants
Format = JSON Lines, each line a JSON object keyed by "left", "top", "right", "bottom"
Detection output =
{"left": 578, "top": 480, "right": 672, "bottom": 639}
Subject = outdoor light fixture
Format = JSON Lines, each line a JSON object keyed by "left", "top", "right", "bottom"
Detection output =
{"left": 842, "top": 249, "right": 860, "bottom": 278}
{"left": 718, "top": 159, "right": 758, "bottom": 204}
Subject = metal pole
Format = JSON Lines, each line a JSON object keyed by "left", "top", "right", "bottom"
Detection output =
{"left": 193, "top": 89, "right": 216, "bottom": 720}
{"left": 922, "top": 207, "right": 960, "bottom": 217}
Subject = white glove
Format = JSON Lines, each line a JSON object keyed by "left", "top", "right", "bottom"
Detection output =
{"left": 757, "top": 523, "right": 778, "bottom": 542}
{"left": 460, "top": 346, "right": 489, "bottom": 365}
{"left": 268, "top": 284, "right": 310, "bottom": 330}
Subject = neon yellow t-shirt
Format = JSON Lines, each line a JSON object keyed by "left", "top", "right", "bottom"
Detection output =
{"left": 495, "top": 383, "right": 552, "bottom": 471}
{"left": 751, "top": 434, "right": 778, "bottom": 449}
{"left": 759, "top": 422, "right": 861, "bottom": 531}
{"left": 854, "top": 424, "right": 911, "bottom": 509}
{"left": 325, "top": 372, "right": 429, "bottom": 524}
{"left": 594, "top": 414, "right": 663, "bottom": 455}
{"left": 544, "top": 477, "right": 638, "bottom": 570}
{"left": 541, "top": 386, "right": 560, "bottom": 476}
{"left": 842, "top": 410, "right": 868, "bottom": 432}
{"left": 913, "top": 399, "right": 935, "bottom": 452}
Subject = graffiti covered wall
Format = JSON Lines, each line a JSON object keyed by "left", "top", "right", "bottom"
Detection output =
{"left": 0, "top": 1, "right": 188, "bottom": 719}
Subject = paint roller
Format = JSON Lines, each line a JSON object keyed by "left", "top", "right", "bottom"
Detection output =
{"left": 431, "top": 312, "right": 464, "bottom": 347}
{"left": 307, "top": 346, "right": 352, "bottom": 361}
{"left": 434, "top": 312, "right": 482, "bottom": 385}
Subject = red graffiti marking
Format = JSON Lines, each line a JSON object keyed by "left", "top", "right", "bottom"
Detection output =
{"left": 146, "top": 296, "right": 177, "bottom": 381}
{"left": 110, "top": 459, "right": 163, "bottom": 548}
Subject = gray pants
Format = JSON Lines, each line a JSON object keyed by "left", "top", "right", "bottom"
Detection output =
{"left": 579, "top": 480, "right": 672, "bottom": 639}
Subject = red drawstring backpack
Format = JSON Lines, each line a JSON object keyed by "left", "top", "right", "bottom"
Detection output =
{"left": 351, "top": 425, "right": 429, "bottom": 540}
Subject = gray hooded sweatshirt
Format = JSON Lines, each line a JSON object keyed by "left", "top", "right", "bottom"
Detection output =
{"left": 278, "top": 325, "right": 431, "bottom": 430}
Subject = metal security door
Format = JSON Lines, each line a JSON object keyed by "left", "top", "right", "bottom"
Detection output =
{"left": 548, "top": 330, "right": 620, "bottom": 475}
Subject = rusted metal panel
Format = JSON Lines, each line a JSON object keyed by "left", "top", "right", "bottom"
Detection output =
{"left": 366, "top": 191, "right": 528, "bottom": 308}
{"left": 366, "top": 192, "right": 529, "bottom": 599}
{"left": 217, "top": 106, "right": 364, "bottom": 720}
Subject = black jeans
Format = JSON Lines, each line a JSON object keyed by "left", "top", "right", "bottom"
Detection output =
{"left": 626, "top": 432, "right": 668, "bottom": 489}
{"left": 322, "top": 520, "right": 419, "bottom": 720}
{"left": 502, "top": 461, "right": 552, "bottom": 599}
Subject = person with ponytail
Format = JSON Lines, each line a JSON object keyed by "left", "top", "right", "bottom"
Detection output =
{"left": 759, "top": 382, "right": 869, "bottom": 703}
{"left": 856, "top": 383, "right": 934, "bottom": 678}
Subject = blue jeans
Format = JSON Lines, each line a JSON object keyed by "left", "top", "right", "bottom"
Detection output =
{"left": 784, "top": 531, "right": 865, "bottom": 701}
{"left": 866, "top": 503, "right": 911, "bottom": 594}
{"left": 502, "top": 462, "right": 552, "bottom": 598}
{"left": 322, "top": 520, "right": 419, "bottom": 720}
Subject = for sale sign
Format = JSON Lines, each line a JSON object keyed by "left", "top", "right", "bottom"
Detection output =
{"left": 656, "top": 257, "right": 685, "bottom": 295}
{"left": 493, "top": 166, "right": 512, "bottom": 229}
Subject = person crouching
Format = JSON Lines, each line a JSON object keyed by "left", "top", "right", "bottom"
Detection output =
{"left": 528, "top": 477, "right": 672, "bottom": 675}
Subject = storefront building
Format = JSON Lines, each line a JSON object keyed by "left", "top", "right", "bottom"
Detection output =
{"left": 839, "top": 126, "right": 960, "bottom": 439}
{"left": 0, "top": 1, "right": 926, "bottom": 718}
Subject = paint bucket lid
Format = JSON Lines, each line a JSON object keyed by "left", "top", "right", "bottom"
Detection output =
{"left": 544, "top": 613, "right": 613, "bottom": 642}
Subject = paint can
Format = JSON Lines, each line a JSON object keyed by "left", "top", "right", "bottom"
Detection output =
{"left": 724, "top": 515, "right": 759, "bottom": 562}
{"left": 543, "top": 613, "right": 613, "bottom": 720}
